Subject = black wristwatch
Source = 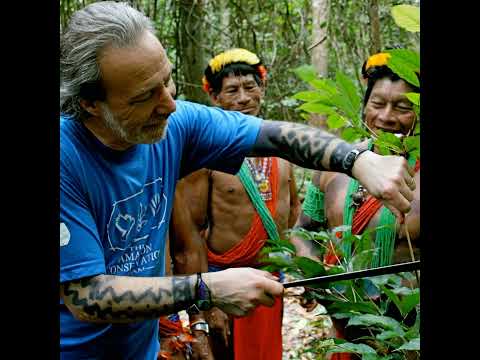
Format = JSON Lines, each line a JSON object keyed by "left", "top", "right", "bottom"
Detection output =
{"left": 187, "top": 273, "right": 212, "bottom": 316}
{"left": 342, "top": 148, "right": 370, "bottom": 177}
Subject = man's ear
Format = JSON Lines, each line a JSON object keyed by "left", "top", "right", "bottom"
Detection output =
{"left": 79, "top": 99, "right": 102, "bottom": 117}
{"left": 209, "top": 92, "right": 220, "bottom": 106}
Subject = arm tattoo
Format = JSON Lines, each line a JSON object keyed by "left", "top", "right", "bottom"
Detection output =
{"left": 62, "top": 274, "right": 194, "bottom": 322}
{"left": 172, "top": 276, "right": 195, "bottom": 310}
{"left": 250, "top": 120, "right": 354, "bottom": 172}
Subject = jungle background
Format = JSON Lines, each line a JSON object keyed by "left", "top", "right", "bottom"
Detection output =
{"left": 60, "top": 0, "right": 419, "bottom": 194}
{"left": 60, "top": 1, "right": 420, "bottom": 359}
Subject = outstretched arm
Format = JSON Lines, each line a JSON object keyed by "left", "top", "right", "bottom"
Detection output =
{"left": 250, "top": 120, "right": 415, "bottom": 219}
{"left": 61, "top": 268, "right": 282, "bottom": 324}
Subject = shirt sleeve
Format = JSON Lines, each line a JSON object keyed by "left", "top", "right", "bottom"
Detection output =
{"left": 173, "top": 101, "right": 262, "bottom": 178}
{"left": 60, "top": 150, "right": 106, "bottom": 283}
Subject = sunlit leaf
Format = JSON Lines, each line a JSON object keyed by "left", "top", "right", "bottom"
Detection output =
{"left": 310, "top": 79, "right": 338, "bottom": 95}
{"left": 396, "top": 338, "right": 420, "bottom": 351}
{"left": 347, "top": 314, "right": 403, "bottom": 333}
{"left": 292, "top": 91, "right": 331, "bottom": 102}
{"left": 391, "top": 5, "right": 420, "bottom": 32}
{"left": 293, "top": 64, "right": 318, "bottom": 82}
{"left": 334, "top": 71, "right": 361, "bottom": 120}
{"left": 298, "top": 102, "right": 335, "bottom": 115}
{"left": 341, "top": 127, "right": 363, "bottom": 143}
{"left": 404, "top": 92, "right": 420, "bottom": 106}
{"left": 403, "top": 135, "right": 420, "bottom": 152}
{"left": 376, "top": 329, "right": 405, "bottom": 341}
{"left": 327, "top": 113, "right": 348, "bottom": 129}
{"left": 386, "top": 49, "right": 420, "bottom": 87}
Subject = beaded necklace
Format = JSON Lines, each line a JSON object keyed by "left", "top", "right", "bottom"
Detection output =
{"left": 245, "top": 157, "right": 272, "bottom": 201}
{"left": 342, "top": 139, "right": 416, "bottom": 267}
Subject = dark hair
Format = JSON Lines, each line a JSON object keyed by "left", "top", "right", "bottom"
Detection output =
{"left": 204, "top": 62, "right": 263, "bottom": 95}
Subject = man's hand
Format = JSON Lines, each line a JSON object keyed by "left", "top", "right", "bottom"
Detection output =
{"left": 190, "top": 330, "right": 214, "bottom": 360}
{"left": 203, "top": 268, "right": 284, "bottom": 317}
{"left": 205, "top": 307, "right": 231, "bottom": 347}
{"left": 352, "top": 151, "right": 416, "bottom": 219}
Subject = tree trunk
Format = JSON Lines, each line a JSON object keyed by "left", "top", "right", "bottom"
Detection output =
{"left": 178, "top": 0, "right": 208, "bottom": 103}
{"left": 368, "top": 0, "right": 381, "bottom": 55}
{"left": 311, "top": 0, "right": 328, "bottom": 78}
{"left": 310, "top": 0, "right": 329, "bottom": 129}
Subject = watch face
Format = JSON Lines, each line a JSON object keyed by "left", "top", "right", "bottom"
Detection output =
{"left": 342, "top": 151, "right": 356, "bottom": 170}
{"left": 197, "top": 299, "right": 211, "bottom": 311}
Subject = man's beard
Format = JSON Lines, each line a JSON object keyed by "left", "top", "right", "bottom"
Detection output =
{"left": 100, "top": 103, "right": 168, "bottom": 145}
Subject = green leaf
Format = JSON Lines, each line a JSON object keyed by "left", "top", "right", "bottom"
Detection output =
{"left": 310, "top": 78, "right": 338, "bottom": 95}
{"left": 330, "top": 312, "right": 355, "bottom": 319}
{"left": 292, "top": 91, "right": 330, "bottom": 102}
{"left": 404, "top": 92, "right": 420, "bottom": 106}
{"left": 374, "top": 130, "right": 403, "bottom": 154}
{"left": 403, "top": 135, "right": 420, "bottom": 153}
{"left": 396, "top": 337, "right": 420, "bottom": 351}
{"left": 328, "top": 342, "right": 376, "bottom": 355}
{"left": 327, "top": 113, "right": 348, "bottom": 129}
{"left": 347, "top": 314, "right": 403, "bottom": 332}
{"left": 391, "top": 5, "right": 420, "bottom": 33}
{"left": 376, "top": 130, "right": 403, "bottom": 148}
{"left": 341, "top": 127, "right": 363, "bottom": 143}
{"left": 335, "top": 71, "right": 362, "bottom": 119}
{"left": 362, "top": 353, "right": 385, "bottom": 360}
{"left": 385, "top": 49, "right": 420, "bottom": 87}
{"left": 294, "top": 256, "right": 326, "bottom": 278}
{"left": 376, "top": 329, "right": 405, "bottom": 341}
{"left": 369, "top": 275, "right": 396, "bottom": 287}
{"left": 388, "top": 49, "right": 420, "bottom": 73}
{"left": 298, "top": 102, "right": 335, "bottom": 115}
{"left": 293, "top": 65, "right": 318, "bottom": 82}
{"left": 328, "top": 301, "right": 378, "bottom": 315}
{"left": 376, "top": 144, "right": 391, "bottom": 156}
{"left": 404, "top": 313, "right": 420, "bottom": 340}
{"left": 380, "top": 286, "right": 403, "bottom": 315}
{"left": 398, "top": 289, "right": 420, "bottom": 316}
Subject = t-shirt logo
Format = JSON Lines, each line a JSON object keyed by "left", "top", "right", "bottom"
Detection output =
{"left": 60, "top": 222, "right": 70, "bottom": 247}
{"left": 106, "top": 177, "right": 168, "bottom": 251}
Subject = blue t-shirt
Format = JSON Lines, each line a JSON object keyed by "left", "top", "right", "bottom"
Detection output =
{"left": 60, "top": 100, "right": 261, "bottom": 360}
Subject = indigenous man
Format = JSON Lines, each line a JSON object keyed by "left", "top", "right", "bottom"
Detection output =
{"left": 170, "top": 49, "right": 301, "bottom": 360}
{"left": 291, "top": 52, "right": 420, "bottom": 360}
{"left": 59, "top": 2, "right": 416, "bottom": 358}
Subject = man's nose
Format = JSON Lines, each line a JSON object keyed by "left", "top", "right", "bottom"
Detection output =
{"left": 155, "top": 86, "right": 176, "bottom": 115}
{"left": 378, "top": 104, "right": 395, "bottom": 123}
{"left": 237, "top": 89, "right": 250, "bottom": 104}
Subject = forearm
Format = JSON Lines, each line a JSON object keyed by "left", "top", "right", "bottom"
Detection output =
{"left": 61, "top": 274, "right": 195, "bottom": 324}
{"left": 249, "top": 120, "right": 353, "bottom": 172}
